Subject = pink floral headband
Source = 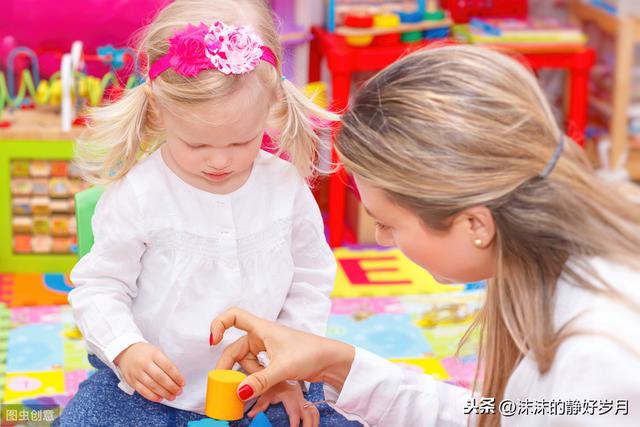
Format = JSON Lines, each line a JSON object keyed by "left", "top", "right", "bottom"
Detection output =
{"left": 149, "top": 21, "right": 278, "bottom": 79}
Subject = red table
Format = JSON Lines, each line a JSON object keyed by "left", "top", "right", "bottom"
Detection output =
{"left": 309, "top": 26, "right": 596, "bottom": 247}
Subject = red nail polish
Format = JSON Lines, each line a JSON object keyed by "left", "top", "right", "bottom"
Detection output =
{"left": 209, "top": 332, "right": 213, "bottom": 346}
{"left": 238, "top": 384, "right": 254, "bottom": 400}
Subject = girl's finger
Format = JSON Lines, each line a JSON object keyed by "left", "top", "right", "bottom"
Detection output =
{"left": 146, "top": 363, "right": 180, "bottom": 398}
{"left": 248, "top": 395, "right": 270, "bottom": 418}
{"left": 139, "top": 371, "right": 175, "bottom": 401}
{"left": 134, "top": 380, "right": 162, "bottom": 403}
{"left": 304, "top": 404, "right": 319, "bottom": 427}
{"left": 153, "top": 352, "right": 185, "bottom": 388}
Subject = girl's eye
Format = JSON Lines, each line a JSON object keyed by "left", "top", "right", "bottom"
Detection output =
{"left": 184, "top": 141, "right": 205, "bottom": 149}
{"left": 233, "top": 141, "right": 250, "bottom": 147}
{"left": 375, "top": 222, "right": 390, "bottom": 231}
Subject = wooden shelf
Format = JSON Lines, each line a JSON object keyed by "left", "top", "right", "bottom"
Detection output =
{"left": 0, "top": 109, "right": 83, "bottom": 141}
{"left": 570, "top": 0, "right": 640, "bottom": 173}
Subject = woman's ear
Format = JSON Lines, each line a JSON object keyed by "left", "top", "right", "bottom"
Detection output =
{"left": 461, "top": 206, "right": 496, "bottom": 249}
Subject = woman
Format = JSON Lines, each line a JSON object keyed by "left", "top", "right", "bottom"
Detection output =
{"left": 211, "top": 46, "right": 640, "bottom": 426}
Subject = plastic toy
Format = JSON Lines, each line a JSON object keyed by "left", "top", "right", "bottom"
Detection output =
{"left": 441, "top": 0, "right": 527, "bottom": 23}
{"left": 205, "top": 369, "right": 247, "bottom": 421}
{"left": 327, "top": 0, "right": 452, "bottom": 47}
{"left": 186, "top": 412, "right": 273, "bottom": 427}
{"left": 1, "top": 43, "right": 143, "bottom": 128}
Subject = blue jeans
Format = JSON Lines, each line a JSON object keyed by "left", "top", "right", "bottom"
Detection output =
{"left": 53, "top": 355, "right": 361, "bottom": 427}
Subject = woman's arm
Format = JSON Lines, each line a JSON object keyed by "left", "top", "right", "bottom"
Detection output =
{"left": 211, "top": 308, "right": 475, "bottom": 426}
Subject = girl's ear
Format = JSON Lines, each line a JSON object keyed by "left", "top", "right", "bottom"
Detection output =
{"left": 460, "top": 206, "right": 496, "bottom": 249}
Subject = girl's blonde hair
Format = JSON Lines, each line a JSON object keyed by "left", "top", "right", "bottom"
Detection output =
{"left": 336, "top": 45, "right": 640, "bottom": 427}
{"left": 76, "top": 0, "right": 337, "bottom": 183}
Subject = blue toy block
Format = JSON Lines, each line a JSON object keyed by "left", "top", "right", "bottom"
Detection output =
{"left": 187, "top": 419, "right": 229, "bottom": 427}
{"left": 249, "top": 412, "right": 273, "bottom": 427}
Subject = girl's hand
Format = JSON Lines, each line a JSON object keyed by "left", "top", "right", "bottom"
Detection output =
{"left": 210, "top": 307, "right": 355, "bottom": 401}
{"left": 114, "top": 342, "right": 185, "bottom": 403}
{"left": 249, "top": 381, "right": 319, "bottom": 427}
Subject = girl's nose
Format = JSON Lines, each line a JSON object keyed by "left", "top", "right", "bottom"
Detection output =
{"left": 207, "top": 153, "right": 231, "bottom": 170}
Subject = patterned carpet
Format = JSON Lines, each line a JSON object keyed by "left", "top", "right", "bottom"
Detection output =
{"left": 0, "top": 246, "right": 484, "bottom": 423}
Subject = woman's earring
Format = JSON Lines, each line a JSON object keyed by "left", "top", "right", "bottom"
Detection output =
{"left": 474, "top": 239, "right": 483, "bottom": 248}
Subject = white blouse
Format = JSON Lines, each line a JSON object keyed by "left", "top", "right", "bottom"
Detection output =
{"left": 69, "top": 149, "right": 336, "bottom": 413}
{"left": 328, "top": 258, "right": 640, "bottom": 426}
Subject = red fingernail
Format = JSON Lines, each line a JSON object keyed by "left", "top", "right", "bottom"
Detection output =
{"left": 238, "top": 384, "right": 254, "bottom": 400}
{"left": 209, "top": 332, "right": 213, "bottom": 346}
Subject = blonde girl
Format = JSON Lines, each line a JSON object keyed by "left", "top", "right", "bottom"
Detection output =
{"left": 209, "top": 45, "right": 640, "bottom": 427}
{"left": 56, "top": 1, "right": 359, "bottom": 426}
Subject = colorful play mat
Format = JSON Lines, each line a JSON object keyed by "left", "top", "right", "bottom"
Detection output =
{"left": 0, "top": 246, "right": 484, "bottom": 421}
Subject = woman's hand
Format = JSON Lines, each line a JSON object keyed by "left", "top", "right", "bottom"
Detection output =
{"left": 114, "top": 342, "right": 185, "bottom": 403}
{"left": 210, "top": 307, "right": 355, "bottom": 401}
{"left": 249, "top": 381, "right": 319, "bottom": 427}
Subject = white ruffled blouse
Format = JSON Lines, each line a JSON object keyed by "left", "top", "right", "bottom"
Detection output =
{"left": 69, "top": 149, "right": 336, "bottom": 413}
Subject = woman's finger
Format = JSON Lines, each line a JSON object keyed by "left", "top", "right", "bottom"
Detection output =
{"left": 215, "top": 335, "right": 251, "bottom": 370}
{"left": 237, "top": 360, "right": 289, "bottom": 401}
{"left": 238, "top": 352, "right": 264, "bottom": 375}
{"left": 210, "top": 307, "right": 261, "bottom": 345}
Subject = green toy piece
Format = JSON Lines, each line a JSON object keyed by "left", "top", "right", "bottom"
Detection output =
{"left": 75, "top": 186, "right": 104, "bottom": 258}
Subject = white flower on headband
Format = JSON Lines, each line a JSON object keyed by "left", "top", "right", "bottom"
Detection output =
{"left": 204, "top": 21, "right": 265, "bottom": 75}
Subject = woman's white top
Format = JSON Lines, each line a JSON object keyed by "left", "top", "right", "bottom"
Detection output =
{"left": 328, "top": 258, "right": 640, "bottom": 426}
{"left": 69, "top": 149, "right": 336, "bottom": 413}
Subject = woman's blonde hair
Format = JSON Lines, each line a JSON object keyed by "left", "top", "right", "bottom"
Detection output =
{"left": 76, "top": 0, "right": 337, "bottom": 183}
{"left": 336, "top": 45, "right": 640, "bottom": 426}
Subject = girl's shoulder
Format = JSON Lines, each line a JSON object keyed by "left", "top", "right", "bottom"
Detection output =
{"left": 253, "top": 149, "right": 305, "bottom": 190}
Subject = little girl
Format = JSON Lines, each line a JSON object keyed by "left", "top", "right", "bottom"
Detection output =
{"left": 56, "top": 1, "right": 358, "bottom": 426}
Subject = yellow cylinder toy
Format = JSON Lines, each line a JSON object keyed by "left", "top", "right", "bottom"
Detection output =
{"left": 204, "top": 369, "right": 247, "bottom": 421}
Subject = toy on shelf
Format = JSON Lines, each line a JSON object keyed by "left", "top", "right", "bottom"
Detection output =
{"left": 326, "top": 0, "right": 452, "bottom": 48}
{"left": 441, "top": 0, "right": 527, "bottom": 23}
{"left": 0, "top": 43, "right": 144, "bottom": 130}
{"left": 453, "top": 18, "right": 588, "bottom": 52}
{"left": 588, "top": 0, "right": 640, "bottom": 16}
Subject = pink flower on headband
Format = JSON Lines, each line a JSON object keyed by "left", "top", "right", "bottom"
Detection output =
{"left": 167, "top": 23, "right": 211, "bottom": 77}
{"left": 204, "top": 21, "right": 265, "bottom": 75}
{"left": 149, "top": 20, "right": 276, "bottom": 79}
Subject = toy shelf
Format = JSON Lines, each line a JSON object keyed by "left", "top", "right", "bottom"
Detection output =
{"left": 0, "top": 109, "right": 84, "bottom": 273}
{"left": 336, "top": 18, "right": 452, "bottom": 36}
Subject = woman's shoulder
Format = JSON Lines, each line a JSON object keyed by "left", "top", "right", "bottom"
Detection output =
{"left": 554, "top": 257, "right": 640, "bottom": 360}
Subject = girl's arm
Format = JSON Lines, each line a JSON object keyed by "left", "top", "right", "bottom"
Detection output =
{"left": 276, "top": 180, "right": 336, "bottom": 336}
{"left": 68, "top": 177, "right": 147, "bottom": 391}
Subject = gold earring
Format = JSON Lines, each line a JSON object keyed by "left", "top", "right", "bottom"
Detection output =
{"left": 474, "top": 239, "right": 483, "bottom": 248}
